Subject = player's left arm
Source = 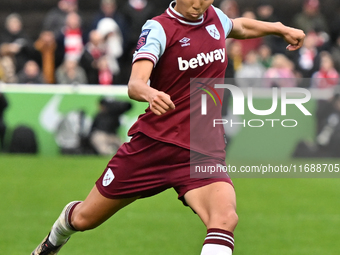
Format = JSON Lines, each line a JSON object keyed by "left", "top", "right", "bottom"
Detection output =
{"left": 228, "top": 18, "right": 305, "bottom": 51}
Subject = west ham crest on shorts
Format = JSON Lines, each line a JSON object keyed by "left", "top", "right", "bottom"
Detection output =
{"left": 102, "top": 168, "right": 115, "bottom": 187}
{"left": 205, "top": 24, "right": 220, "bottom": 40}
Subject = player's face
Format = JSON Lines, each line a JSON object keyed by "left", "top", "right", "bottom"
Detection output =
{"left": 174, "top": 0, "right": 214, "bottom": 21}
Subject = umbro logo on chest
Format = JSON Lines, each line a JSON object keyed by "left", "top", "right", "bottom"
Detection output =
{"left": 179, "top": 37, "right": 191, "bottom": 47}
{"left": 178, "top": 24, "right": 220, "bottom": 47}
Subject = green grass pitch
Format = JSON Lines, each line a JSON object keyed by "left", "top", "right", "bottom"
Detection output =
{"left": 1, "top": 155, "right": 340, "bottom": 254}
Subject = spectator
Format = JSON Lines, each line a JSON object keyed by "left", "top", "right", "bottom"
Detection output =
{"left": 293, "top": 0, "right": 329, "bottom": 34}
{"left": 235, "top": 50, "right": 266, "bottom": 87}
{"left": 0, "top": 13, "right": 38, "bottom": 74}
{"left": 42, "top": 0, "right": 78, "bottom": 38}
{"left": 0, "top": 58, "right": 7, "bottom": 83}
{"left": 56, "top": 59, "right": 87, "bottom": 84}
{"left": 256, "top": 1, "right": 276, "bottom": 22}
{"left": 227, "top": 40, "right": 243, "bottom": 72}
{"left": 256, "top": 1, "right": 287, "bottom": 54}
{"left": 330, "top": 34, "right": 340, "bottom": 71}
{"left": 258, "top": 44, "right": 273, "bottom": 69}
{"left": 293, "top": 0, "right": 331, "bottom": 52}
{"left": 264, "top": 54, "right": 297, "bottom": 88}
{"left": 291, "top": 31, "right": 320, "bottom": 80}
{"left": 120, "top": 0, "right": 155, "bottom": 53}
{"left": 316, "top": 86, "right": 340, "bottom": 134}
{"left": 311, "top": 51, "right": 339, "bottom": 89}
{"left": 330, "top": 7, "right": 340, "bottom": 44}
{"left": 219, "top": 0, "right": 240, "bottom": 19}
{"left": 34, "top": 31, "right": 57, "bottom": 84}
{"left": 316, "top": 92, "right": 340, "bottom": 157}
{"left": 18, "top": 60, "right": 45, "bottom": 84}
{"left": 97, "top": 56, "right": 113, "bottom": 85}
{"left": 89, "top": 97, "right": 132, "bottom": 155}
{"left": 294, "top": 87, "right": 340, "bottom": 158}
{"left": 56, "top": 12, "right": 84, "bottom": 64}
{"left": 0, "top": 56, "right": 17, "bottom": 83}
{"left": 0, "top": 93, "right": 8, "bottom": 151}
{"left": 80, "top": 30, "right": 106, "bottom": 84}
{"left": 54, "top": 109, "right": 93, "bottom": 154}
{"left": 96, "top": 18, "right": 123, "bottom": 83}
{"left": 236, "top": 11, "right": 263, "bottom": 59}
{"left": 90, "top": 0, "right": 127, "bottom": 42}
{"left": 220, "top": 0, "right": 240, "bottom": 54}
{"left": 118, "top": 0, "right": 156, "bottom": 84}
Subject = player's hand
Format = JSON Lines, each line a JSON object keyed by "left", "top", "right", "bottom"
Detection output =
{"left": 282, "top": 26, "right": 305, "bottom": 51}
{"left": 148, "top": 91, "right": 175, "bottom": 116}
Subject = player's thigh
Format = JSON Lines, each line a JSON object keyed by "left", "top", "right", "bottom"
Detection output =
{"left": 184, "top": 181, "right": 237, "bottom": 230}
{"left": 71, "top": 185, "right": 139, "bottom": 230}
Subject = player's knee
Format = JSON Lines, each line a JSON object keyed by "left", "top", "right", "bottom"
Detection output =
{"left": 219, "top": 209, "right": 238, "bottom": 229}
{"left": 71, "top": 212, "right": 97, "bottom": 232}
{"left": 225, "top": 210, "right": 238, "bottom": 229}
{"left": 208, "top": 209, "right": 238, "bottom": 231}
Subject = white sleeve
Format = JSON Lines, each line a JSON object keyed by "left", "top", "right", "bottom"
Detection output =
{"left": 212, "top": 6, "right": 233, "bottom": 39}
{"left": 132, "top": 20, "right": 167, "bottom": 66}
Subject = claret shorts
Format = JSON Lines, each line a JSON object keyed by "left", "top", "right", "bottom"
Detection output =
{"left": 96, "top": 132, "right": 232, "bottom": 205}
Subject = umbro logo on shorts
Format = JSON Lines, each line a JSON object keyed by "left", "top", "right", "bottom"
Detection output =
{"left": 102, "top": 168, "right": 115, "bottom": 187}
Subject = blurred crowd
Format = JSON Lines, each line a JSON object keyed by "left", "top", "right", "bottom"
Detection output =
{"left": 0, "top": 0, "right": 156, "bottom": 85}
{"left": 222, "top": 0, "right": 340, "bottom": 89}
{"left": 0, "top": 0, "right": 340, "bottom": 88}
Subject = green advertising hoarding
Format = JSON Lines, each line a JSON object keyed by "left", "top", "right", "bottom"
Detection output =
{"left": 1, "top": 85, "right": 147, "bottom": 156}
{"left": 1, "top": 84, "right": 318, "bottom": 159}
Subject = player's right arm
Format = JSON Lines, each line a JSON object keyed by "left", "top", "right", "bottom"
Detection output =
{"left": 128, "top": 18, "right": 175, "bottom": 116}
{"left": 128, "top": 60, "right": 175, "bottom": 116}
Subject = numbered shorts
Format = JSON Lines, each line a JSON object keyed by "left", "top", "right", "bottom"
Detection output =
{"left": 96, "top": 132, "right": 233, "bottom": 205}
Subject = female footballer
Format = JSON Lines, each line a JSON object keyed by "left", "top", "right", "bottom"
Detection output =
{"left": 31, "top": 0, "right": 304, "bottom": 254}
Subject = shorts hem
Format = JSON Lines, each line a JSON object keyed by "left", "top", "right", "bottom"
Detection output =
{"left": 95, "top": 181, "right": 169, "bottom": 200}
{"left": 177, "top": 179, "right": 234, "bottom": 206}
{"left": 95, "top": 181, "right": 142, "bottom": 200}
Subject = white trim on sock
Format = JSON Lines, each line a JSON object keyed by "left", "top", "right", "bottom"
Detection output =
{"left": 200, "top": 243, "right": 233, "bottom": 255}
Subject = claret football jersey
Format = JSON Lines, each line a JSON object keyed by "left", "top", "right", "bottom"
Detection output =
{"left": 128, "top": 1, "right": 233, "bottom": 159}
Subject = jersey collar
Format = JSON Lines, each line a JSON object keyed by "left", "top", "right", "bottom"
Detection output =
{"left": 166, "top": 1, "right": 205, "bottom": 26}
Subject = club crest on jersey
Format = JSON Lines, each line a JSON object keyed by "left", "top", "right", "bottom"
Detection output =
{"left": 136, "top": 29, "right": 151, "bottom": 51}
{"left": 205, "top": 24, "right": 220, "bottom": 40}
{"left": 179, "top": 37, "right": 191, "bottom": 47}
